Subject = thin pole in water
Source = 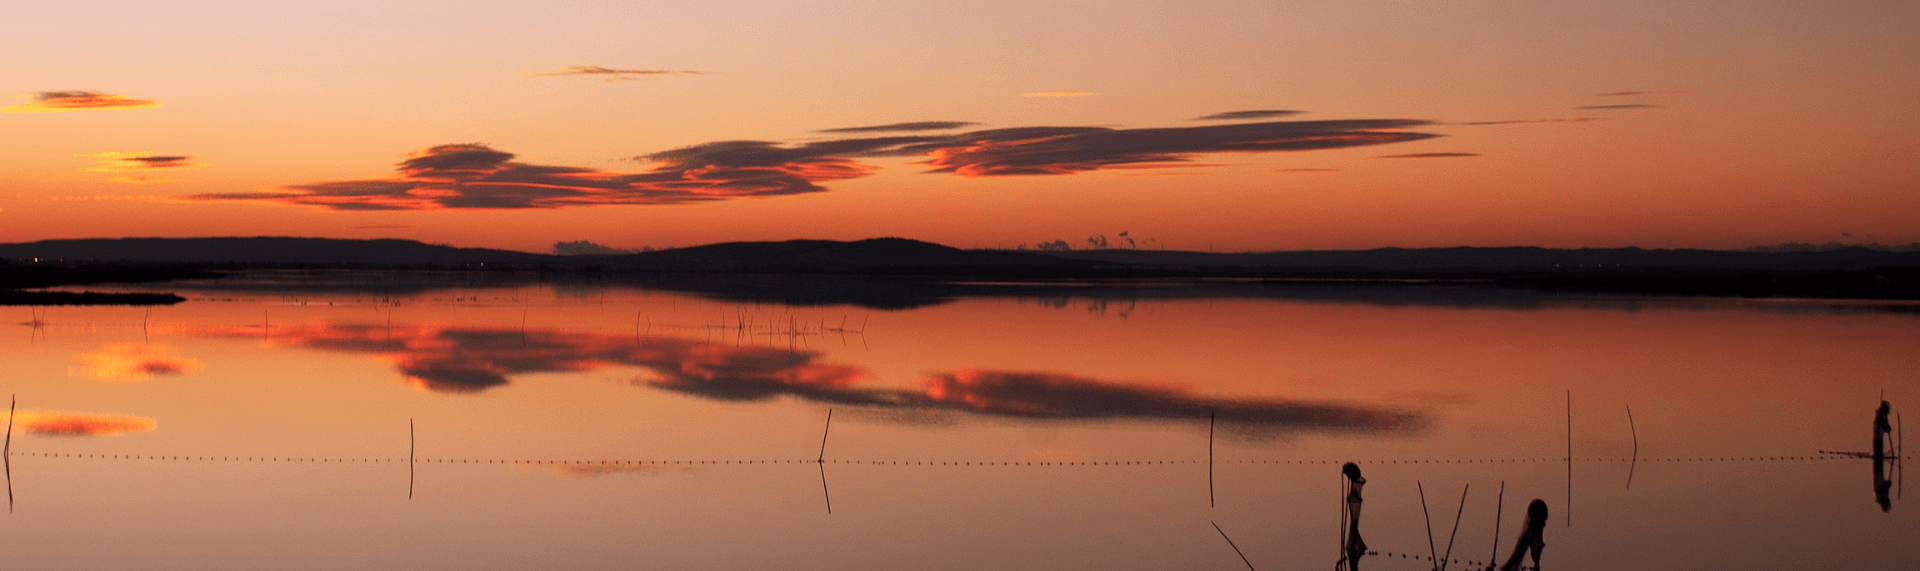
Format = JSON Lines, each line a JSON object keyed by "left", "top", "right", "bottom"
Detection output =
{"left": 1566, "top": 390, "right": 1572, "bottom": 528}
{"left": 408, "top": 418, "right": 415, "bottom": 500}
{"left": 818, "top": 462, "right": 833, "bottom": 515}
{"left": 1490, "top": 481, "right": 1505, "bottom": 567}
{"left": 1440, "top": 483, "right": 1469, "bottom": 571}
{"left": 1211, "top": 521, "right": 1257, "bottom": 571}
{"left": 1627, "top": 404, "right": 1640, "bottom": 490}
{"left": 1209, "top": 409, "right": 1216, "bottom": 509}
{"left": 6, "top": 394, "right": 15, "bottom": 513}
{"left": 1418, "top": 481, "right": 1437, "bottom": 570}
{"left": 818, "top": 409, "right": 834, "bottom": 514}
{"left": 818, "top": 409, "right": 833, "bottom": 463}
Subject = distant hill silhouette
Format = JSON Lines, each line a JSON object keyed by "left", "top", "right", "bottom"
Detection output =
{"left": 0, "top": 237, "right": 546, "bottom": 266}
{"left": 0, "top": 236, "right": 1108, "bottom": 274}
{"left": 4, "top": 236, "right": 1918, "bottom": 274}
{"left": 1038, "top": 246, "right": 1920, "bottom": 272}
{"left": 4, "top": 237, "right": 1917, "bottom": 301}
{"left": 586, "top": 237, "right": 1110, "bottom": 273}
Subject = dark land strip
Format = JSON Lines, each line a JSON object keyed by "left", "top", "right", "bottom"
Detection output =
{"left": 2, "top": 237, "right": 1917, "bottom": 307}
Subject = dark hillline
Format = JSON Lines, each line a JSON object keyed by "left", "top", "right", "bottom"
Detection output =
{"left": 1039, "top": 245, "right": 1920, "bottom": 272}
{"left": 8, "top": 236, "right": 1920, "bottom": 271}
{"left": 0, "top": 237, "right": 550, "bottom": 266}
{"left": 2, "top": 236, "right": 1918, "bottom": 301}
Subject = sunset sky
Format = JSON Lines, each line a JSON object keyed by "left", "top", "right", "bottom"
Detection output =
{"left": 4, "top": 0, "right": 1916, "bottom": 253}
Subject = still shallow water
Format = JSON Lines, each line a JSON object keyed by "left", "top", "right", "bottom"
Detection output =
{"left": 2, "top": 274, "right": 1915, "bottom": 570}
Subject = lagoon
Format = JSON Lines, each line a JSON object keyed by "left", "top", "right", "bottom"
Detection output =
{"left": 2, "top": 274, "right": 1914, "bottom": 570}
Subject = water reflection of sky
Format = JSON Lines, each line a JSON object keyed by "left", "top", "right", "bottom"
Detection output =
{"left": 4, "top": 282, "right": 1916, "bottom": 571}
{"left": 71, "top": 342, "right": 204, "bottom": 380}
{"left": 188, "top": 322, "right": 1423, "bottom": 435}
{"left": 7, "top": 410, "right": 156, "bottom": 436}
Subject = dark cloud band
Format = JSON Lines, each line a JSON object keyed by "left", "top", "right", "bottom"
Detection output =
{"left": 1191, "top": 110, "right": 1303, "bottom": 121}
{"left": 190, "top": 143, "right": 860, "bottom": 210}
{"left": 1374, "top": 151, "right": 1474, "bottom": 158}
{"left": 191, "top": 113, "right": 1439, "bottom": 210}
{"left": 817, "top": 121, "right": 979, "bottom": 133}
{"left": 4, "top": 91, "right": 160, "bottom": 112}
{"left": 81, "top": 152, "right": 197, "bottom": 172}
{"left": 891, "top": 120, "right": 1439, "bottom": 176}
{"left": 1457, "top": 118, "right": 1604, "bottom": 126}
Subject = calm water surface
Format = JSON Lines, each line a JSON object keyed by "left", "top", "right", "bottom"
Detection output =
{"left": 2, "top": 275, "right": 1914, "bottom": 570}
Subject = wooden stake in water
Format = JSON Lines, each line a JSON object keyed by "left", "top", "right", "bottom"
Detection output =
{"left": 1418, "top": 481, "right": 1437, "bottom": 570}
{"left": 408, "top": 418, "right": 415, "bottom": 500}
{"left": 1211, "top": 521, "right": 1257, "bottom": 571}
{"left": 818, "top": 409, "right": 834, "bottom": 514}
{"left": 1626, "top": 404, "right": 1640, "bottom": 490}
{"left": 1566, "top": 390, "right": 1572, "bottom": 528}
{"left": 1209, "top": 409, "right": 1216, "bottom": 509}
{"left": 817, "top": 463, "right": 832, "bottom": 515}
{"left": 1440, "top": 484, "right": 1469, "bottom": 571}
{"left": 6, "top": 394, "right": 15, "bottom": 513}
{"left": 1490, "top": 481, "right": 1506, "bottom": 567}
{"left": 818, "top": 409, "right": 834, "bottom": 462}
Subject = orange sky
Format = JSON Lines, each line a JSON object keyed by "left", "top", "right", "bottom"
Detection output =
{"left": 3, "top": 0, "right": 1917, "bottom": 253}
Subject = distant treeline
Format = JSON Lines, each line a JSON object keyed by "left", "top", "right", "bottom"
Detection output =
{"left": 2, "top": 237, "right": 1919, "bottom": 303}
{"left": 1490, "top": 266, "right": 1920, "bottom": 300}
{"left": 8, "top": 236, "right": 1920, "bottom": 272}
{"left": 0, "top": 258, "right": 206, "bottom": 305}
{"left": 0, "top": 290, "right": 185, "bottom": 306}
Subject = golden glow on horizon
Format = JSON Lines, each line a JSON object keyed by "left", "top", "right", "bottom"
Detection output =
{"left": 1019, "top": 91, "right": 1097, "bottom": 97}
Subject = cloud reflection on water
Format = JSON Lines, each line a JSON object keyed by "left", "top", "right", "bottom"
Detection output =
{"left": 10, "top": 411, "right": 157, "bottom": 436}
{"left": 71, "top": 342, "right": 205, "bottom": 381}
{"left": 208, "top": 322, "right": 1421, "bottom": 434}
{"left": 214, "top": 322, "right": 871, "bottom": 394}
{"left": 922, "top": 369, "right": 1422, "bottom": 432}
